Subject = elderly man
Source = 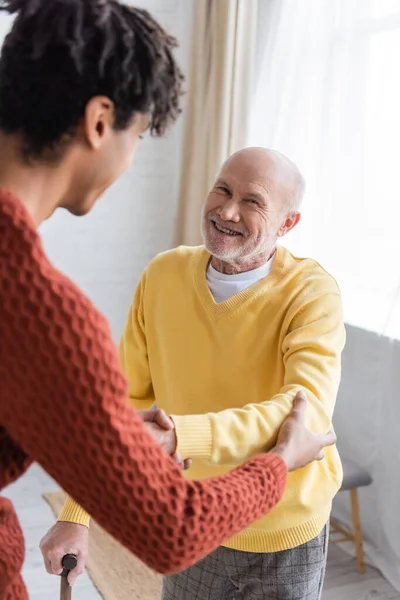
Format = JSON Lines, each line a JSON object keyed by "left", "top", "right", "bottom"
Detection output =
{"left": 41, "top": 147, "right": 345, "bottom": 600}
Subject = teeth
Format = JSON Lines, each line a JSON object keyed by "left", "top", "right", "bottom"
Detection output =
{"left": 214, "top": 222, "right": 240, "bottom": 235}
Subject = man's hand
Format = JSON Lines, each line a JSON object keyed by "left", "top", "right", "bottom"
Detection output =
{"left": 137, "top": 408, "right": 175, "bottom": 430}
{"left": 138, "top": 408, "right": 192, "bottom": 470}
{"left": 145, "top": 420, "right": 177, "bottom": 455}
{"left": 39, "top": 522, "right": 88, "bottom": 586}
{"left": 271, "top": 390, "right": 337, "bottom": 472}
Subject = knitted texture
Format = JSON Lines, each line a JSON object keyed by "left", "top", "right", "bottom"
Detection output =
{"left": 0, "top": 499, "right": 28, "bottom": 600}
{"left": 0, "top": 189, "right": 287, "bottom": 598}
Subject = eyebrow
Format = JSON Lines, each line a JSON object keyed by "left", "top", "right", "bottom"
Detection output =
{"left": 246, "top": 191, "right": 265, "bottom": 202}
{"left": 216, "top": 178, "right": 230, "bottom": 188}
{"left": 216, "top": 178, "right": 266, "bottom": 203}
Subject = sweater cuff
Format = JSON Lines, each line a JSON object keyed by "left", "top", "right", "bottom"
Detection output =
{"left": 57, "top": 497, "right": 91, "bottom": 528}
{"left": 171, "top": 414, "right": 212, "bottom": 459}
{"left": 264, "top": 453, "right": 288, "bottom": 493}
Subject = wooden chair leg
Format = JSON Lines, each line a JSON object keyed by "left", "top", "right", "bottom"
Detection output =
{"left": 350, "top": 488, "right": 365, "bottom": 574}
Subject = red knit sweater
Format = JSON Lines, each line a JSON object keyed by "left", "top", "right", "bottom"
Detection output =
{"left": 0, "top": 189, "right": 287, "bottom": 599}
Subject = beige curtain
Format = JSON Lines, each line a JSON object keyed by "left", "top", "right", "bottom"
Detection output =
{"left": 174, "top": 0, "right": 258, "bottom": 246}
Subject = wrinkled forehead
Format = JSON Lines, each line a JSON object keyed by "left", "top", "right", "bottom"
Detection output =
{"left": 218, "top": 153, "right": 294, "bottom": 202}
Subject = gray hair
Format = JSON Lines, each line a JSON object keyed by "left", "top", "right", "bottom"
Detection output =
{"left": 286, "top": 170, "right": 306, "bottom": 214}
{"left": 265, "top": 148, "right": 306, "bottom": 215}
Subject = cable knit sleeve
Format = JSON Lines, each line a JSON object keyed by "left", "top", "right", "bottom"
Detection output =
{"left": 0, "top": 193, "right": 287, "bottom": 575}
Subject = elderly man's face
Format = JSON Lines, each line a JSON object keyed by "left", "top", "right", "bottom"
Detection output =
{"left": 201, "top": 152, "right": 298, "bottom": 266}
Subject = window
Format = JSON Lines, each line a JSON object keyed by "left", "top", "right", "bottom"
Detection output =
{"left": 251, "top": 0, "right": 400, "bottom": 338}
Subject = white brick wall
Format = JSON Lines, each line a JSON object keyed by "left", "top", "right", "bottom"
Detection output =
{"left": 0, "top": 0, "right": 194, "bottom": 342}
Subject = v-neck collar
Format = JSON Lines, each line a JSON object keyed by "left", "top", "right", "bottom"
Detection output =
{"left": 193, "top": 245, "right": 288, "bottom": 321}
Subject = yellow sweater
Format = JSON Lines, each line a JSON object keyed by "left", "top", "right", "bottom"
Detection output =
{"left": 59, "top": 245, "right": 345, "bottom": 552}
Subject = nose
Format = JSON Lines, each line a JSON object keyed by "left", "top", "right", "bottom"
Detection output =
{"left": 218, "top": 199, "right": 240, "bottom": 223}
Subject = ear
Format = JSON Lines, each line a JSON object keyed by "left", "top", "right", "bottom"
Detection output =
{"left": 82, "top": 96, "right": 115, "bottom": 150}
{"left": 277, "top": 212, "right": 301, "bottom": 238}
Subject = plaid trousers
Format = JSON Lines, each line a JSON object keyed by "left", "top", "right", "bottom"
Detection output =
{"left": 161, "top": 524, "right": 329, "bottom": 600}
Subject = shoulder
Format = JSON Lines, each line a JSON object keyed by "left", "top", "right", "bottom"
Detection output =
{"left": 0, "top": 191, "right": 112, "bottom": 340}
{"left": 146, "top": 245, "right": 206, "bottom": 277}
{"left": 280, "top": 246, "right": 341, "bottom": 296}
{"left": 0, "top": 189, "right": 38, "bottom": 251}
{"left": 278, "top": 246, "right": 344, "bottom": 327}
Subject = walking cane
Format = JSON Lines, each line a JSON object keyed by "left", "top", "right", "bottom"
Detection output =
{"left": 60, "top": 554, "right": 78, "bottom": 600}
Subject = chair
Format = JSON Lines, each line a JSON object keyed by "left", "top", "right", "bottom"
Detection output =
{"left": 329, "top": 457, "right": 373, "bottom": 574}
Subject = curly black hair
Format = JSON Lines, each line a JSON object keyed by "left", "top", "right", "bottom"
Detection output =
{"left": 0, "top": 0, "right": 184, "bottom": 160}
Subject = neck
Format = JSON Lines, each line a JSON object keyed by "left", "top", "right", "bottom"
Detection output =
{"left": 211, "top": 248, "right": 275, "bottom": 275}
{"left": 0, "top": 133, "right": 69, "bottom": 227}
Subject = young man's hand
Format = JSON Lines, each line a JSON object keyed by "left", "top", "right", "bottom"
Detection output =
{"left": 271, "top": 390, "right": 337, "bottom": 472}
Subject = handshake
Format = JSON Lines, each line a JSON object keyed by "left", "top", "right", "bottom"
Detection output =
{"left": 39, "top": 390, "right": 335, "bottom": 586}
{"left": 138, "top": 408, "right": 192, "bottom": 470}
{"left": 139, "top": 390, "right": 336, "bottom": 474}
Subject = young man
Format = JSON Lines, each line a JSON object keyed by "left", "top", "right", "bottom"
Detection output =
{"left": 0, "top": 2, "right": 335, "bottom": 598}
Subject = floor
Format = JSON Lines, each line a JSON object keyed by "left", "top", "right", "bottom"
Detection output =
{"left": 3, "top": 465, "right": 101, "bottom": 600}
{"left": 324, "top": 546, "right": 400, "bottom": 600}
{"left": 3, "top": 464, "right": 399, "bottom": 600}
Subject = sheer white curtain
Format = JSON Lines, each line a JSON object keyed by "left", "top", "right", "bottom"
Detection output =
{"left": 251, "top": 0, "right": 400, "bottom": 591}
{"left": 251, "top": 0, "right": 400, "bottom": 340}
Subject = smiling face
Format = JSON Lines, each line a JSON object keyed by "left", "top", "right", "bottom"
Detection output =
{"left": 201, "top": 148, "right": 303, "bottom": 273}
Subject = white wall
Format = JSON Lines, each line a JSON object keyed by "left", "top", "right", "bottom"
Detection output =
{"left": 0, "top": 0, "right": 194, "bottom": 342}
{"left": 333, "top": 325, "right": 400, "bottom": 590}
{"left": 5, "top": 7, "right": 399, "bottom": 590}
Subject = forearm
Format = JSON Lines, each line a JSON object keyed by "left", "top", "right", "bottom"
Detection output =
{"left": 57, "top": 395, "right": 156, "bottom": 529}
{"left": 173, "top": 387, "right": 333, "bottom": 466}
{"left": 172, "top": 394, "right": 294, "bottom": 465}
{"left": 4, "top": 390, "right": 286, "bottom": 574}
{"left": 173, "top": 293, "right": 344, "bottom": 466}
{"left": 1, "top": 257, "right": 287, "bottom": 574}
{"left": 58, "top": 370, "right": 154, "bottom": 529}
